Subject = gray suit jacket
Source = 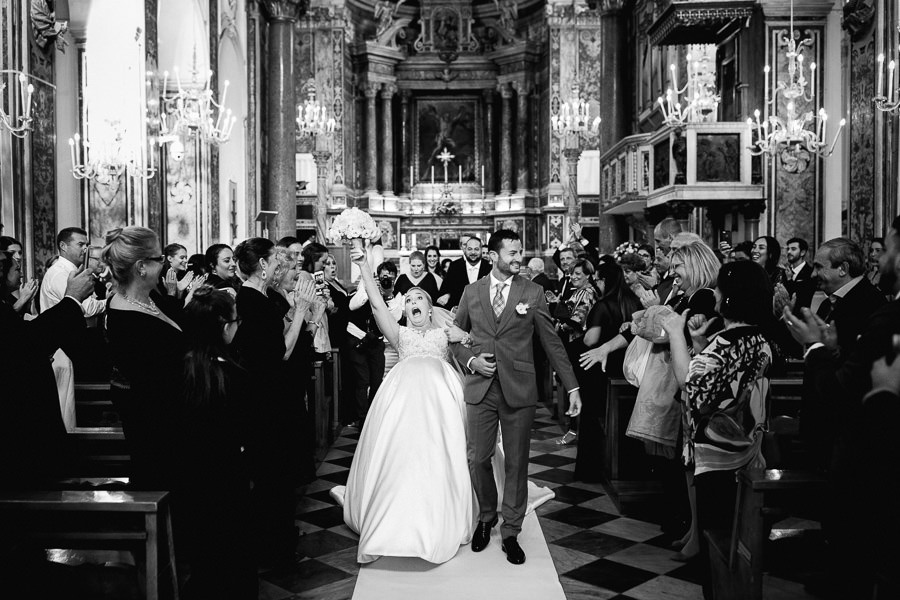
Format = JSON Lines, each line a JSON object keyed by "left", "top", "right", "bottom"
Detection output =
{"left": 451, "top": 274, "right": 579, "bottom": 407}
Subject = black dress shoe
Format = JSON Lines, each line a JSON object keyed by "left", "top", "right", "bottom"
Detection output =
{"left": 470, "top": 517, "right": 498, "bottom": 552}
{"left": 501, "top": 536, "right": 526, "bottom": 565}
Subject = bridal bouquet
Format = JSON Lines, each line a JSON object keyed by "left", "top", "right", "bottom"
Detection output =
{"left": 328, "top": 207, "right": 378, "bottom": 249}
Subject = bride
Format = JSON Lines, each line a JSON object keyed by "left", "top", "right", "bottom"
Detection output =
{"left": 335, "top": 245, "right": 475, "bottom": 564}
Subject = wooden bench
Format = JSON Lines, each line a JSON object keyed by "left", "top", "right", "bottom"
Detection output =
{"left": 74, "top": 382, "right": 122, "bottom": 427}
{"left": 68, "top": 426, "right": 131, "bottom": 478}
{"left": 706, "top": 468, "right": 828, "bottom": 600}
{"left": 0, "top": 489, "right": 178, "bottom": 600}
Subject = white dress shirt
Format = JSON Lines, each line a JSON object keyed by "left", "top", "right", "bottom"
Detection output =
{"left": 790, "top": 261, "right": 808, "bottom": 280}
{"left": 489, "top": 272, "right": 512, "bottom": 309}
{"left": 39, "top": 256, "right": 106, "bottom": 319}
{"left": 466, "top": 261, "right": 482, "bottom": 284}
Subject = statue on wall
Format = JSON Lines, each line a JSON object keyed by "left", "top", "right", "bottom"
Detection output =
{"left": 373, "top": 0, "right": 411, "bottom": 48}
{"left": 31, "top": 0, "right": 69, "bottom": 52}
{"left": 492, "top": 0, "right": 519, "bottom": 44}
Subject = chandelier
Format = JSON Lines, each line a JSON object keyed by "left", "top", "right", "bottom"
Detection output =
{"left": 296, "top": 83, "right": 335, "bottom": 136}
{"left": 68, "top": 121, "right": 156, "bottom": 184}
{"left": 0, "top": 70, "right": 35, "bottom": 138}
{"left": 748, "top": 1, "right": 844, "bottom": 171}
{"left": 657, "top": 49, "right": 720, "bottom": 127}
{"left": 874, "top": 21, "right": 900, "bottom": 113}
{"left": 159, "top": 66, "right": 236, "bottom": 154}
{"left": 551, "top": 84, "right": 600, "bottom": 138}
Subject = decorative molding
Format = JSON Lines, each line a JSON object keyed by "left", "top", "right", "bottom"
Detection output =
{"left": 259, "top": 0, "right": 308, "bottom": 22}
{"left": 647, "top": 1, "right": 755, "bottom": 46}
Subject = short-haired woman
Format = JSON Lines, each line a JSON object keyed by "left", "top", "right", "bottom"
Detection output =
{"left": 394, "top": 250, "right": 440, "bottom": 303}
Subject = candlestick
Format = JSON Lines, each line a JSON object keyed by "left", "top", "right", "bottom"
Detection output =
{"left": 458, "top": 165, "right": 462, "bottom": 184}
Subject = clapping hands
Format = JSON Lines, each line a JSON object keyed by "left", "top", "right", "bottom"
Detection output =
{"left": 772, "top": 283, "right": 796, "bottom": 317}
{"left": 783, "top": 306, "right": 838, "bottom": 350}
{"left": 637, "top": 288, "right": 660, "bottom": 308}
{"left": 13, "top": 279, "right": 38, "bottom": 313}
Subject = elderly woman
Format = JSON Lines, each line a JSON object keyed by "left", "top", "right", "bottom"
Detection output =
{"left": 103, "top": 227, "right": 186, "bottom": 490}
{"left": 663, "top": 260, "right": 772, "bottom": 596}
{"left": 395, "top": 250, "right": 441, "bottom": 303}
{"left": 232, "top": 237, "right": 320, "bottom": 566}
{"left": 205, "top": 243, "right": 241, "bottom": 293}
{"left": 620, "top": 252, "right": 649, "bottom": 297}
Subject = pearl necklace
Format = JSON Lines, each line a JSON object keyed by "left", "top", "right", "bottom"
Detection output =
{"left": 122, "top": 295, "right": 160, "bottom": 315}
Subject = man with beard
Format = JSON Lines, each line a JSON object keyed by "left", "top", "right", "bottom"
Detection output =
{"left": 784, "top": 229, "right": 900, "bottom": 598}
{"left": 440, "top": 235, "right": 491, "bottom": 309}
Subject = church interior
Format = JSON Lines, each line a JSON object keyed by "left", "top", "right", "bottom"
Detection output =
{"left": 1, "top": 1, "right": 898, "bottom": 599}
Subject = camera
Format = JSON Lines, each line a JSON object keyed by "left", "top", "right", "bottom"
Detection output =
{"left": 379, "top": 275, "right": 394, "bottom": 290}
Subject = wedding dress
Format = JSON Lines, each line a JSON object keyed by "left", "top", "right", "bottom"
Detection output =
{"left": 336, "top": 326, "right": 475, "bottom": 564}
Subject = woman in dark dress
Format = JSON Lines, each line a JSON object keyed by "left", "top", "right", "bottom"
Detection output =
{"left": 752, "top": 236, "right": 787, "bottom": 286}
{"left": 205, "top": 243, "right": 242, "bottom": 294}
{"left": 232, "top": 237, "right": 319, "bottom": 566}
{"left": 103, "top": 227, "right": 185, "bottom": 491}
{"left": 393, "top": 250, "right": 440, "bottom": 304}
{"left": 574, "top": 258, "right": 641, "bottom": 482}
{"left": 179, "top": 286, "right": 256, "bottom": 599}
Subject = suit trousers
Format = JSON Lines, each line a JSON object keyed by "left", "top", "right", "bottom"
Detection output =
{"left": 347, "top": 339, "right": 386, "bottom": 421}
{"left": 467, "top": 377, "right": 536, "bottom": 538}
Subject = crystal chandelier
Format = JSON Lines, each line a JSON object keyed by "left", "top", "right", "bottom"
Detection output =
{"left": 874, "top": 21, "right": 900, "bottom": 113}
{"left": 0, "top": 70, "right": 35, "bottom": 138}
{"left": 748, "top": 1, "right": 844, "bottom": 171}
{"left": 657, "top": 49, "right": 720, "bottom": 127}
{"left": 551, "top": 84, "right": 600, "bottom": 138}
{"left": 68, "top": 121, "right": 156, "bottom": 184}
{"left": 296, "top": 83, "right": 335, "bottom": 136}
{"left": 159, "top": 66, "right": 236, "bottom": 155}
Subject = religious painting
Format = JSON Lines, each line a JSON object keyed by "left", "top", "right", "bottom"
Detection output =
{"left": 696, "top": 134, "right": 741, "bottom": 182}
{"left": 496, "top": 217, "right": 525, "bottom": 238}
{"left": 375, "top": 217, "right": 399, "bottom": 251}
{"left": 413, "top": 232, "right": 432, "bottom": 251}
{"left": 416, "top": 98, "right": 479, "bottom": 183}
{"left": 525, "top": 218, "right": 539, "bottom": 254}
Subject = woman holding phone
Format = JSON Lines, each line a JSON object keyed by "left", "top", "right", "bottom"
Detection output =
{"left": 297, "top": 242, "right": 332, "bottom": 354}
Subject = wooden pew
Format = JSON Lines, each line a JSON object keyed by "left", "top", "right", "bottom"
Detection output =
{"left": 68, "top": 426, "right": 131, "bottom": 478}
{"left": 0, "top": 489, "right": 178, "bottom": 600}
{"left": 706, "top": 468, "right": 828, "bottom": 600}
{"left": 74, "top": 382, "right": 121, "bottom": 427}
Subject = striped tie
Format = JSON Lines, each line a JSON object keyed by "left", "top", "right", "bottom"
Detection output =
{"left": 493, "top": 282, "right": 507, "bottom": 319}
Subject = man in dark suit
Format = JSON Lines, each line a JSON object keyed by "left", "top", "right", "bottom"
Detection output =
{"left": 0, "top": 254, "right": 95, "bottom": 488}
{"left": 526, "top": 257, "right": 554, "bottom": 293}
{"left": 651, "top": 218, "right": 683, "bottom": 305}
{"left": 439, "top": 236, "right": 491, "bottom": 309}
{"left": 783, "top": 237, "right": 816, "bottom": 309}
{"left": 785, "top": 231, "right": 900, "bottom": 598}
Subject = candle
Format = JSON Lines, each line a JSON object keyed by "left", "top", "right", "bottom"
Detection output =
{"left": 878, "top": 54, "right": 886, "bottom": 98}
{"left": 410, "top": 165, "right": 414, "bottom": 187}
{"left": 890, "top": 61, "right": 896, "bottom": 103}
{"left": 431, "top": 166, "right": 434, "bottom": 185}
{"left": 69, "top": 138, "right": 76, "bottom": 169}
{"left": 458, "top": 165, "right": 462, "bottom": 184}
{"left": 828, "top": 119, "right": 846, "bottom": 155}
{"left": 481, "top": 165, "right": 485, "bottom": 188}
{"left": 443, "top": 162, "right": 448, "bottom": 184}
{"left": 670, "top": 63, "right": 678, "bottom": 93}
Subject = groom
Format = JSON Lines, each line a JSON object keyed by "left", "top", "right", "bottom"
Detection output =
{"left": 452, "top": 229, "right": 582, "bottom": 565}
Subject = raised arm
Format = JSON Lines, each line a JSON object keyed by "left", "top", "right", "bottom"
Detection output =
{"left": 350, "top": 245, "right": 400, "bottom": 348}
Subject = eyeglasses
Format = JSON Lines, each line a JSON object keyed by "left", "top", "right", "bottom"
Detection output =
{"left": 225, "top": 317, "right": 242, "bottom": 325}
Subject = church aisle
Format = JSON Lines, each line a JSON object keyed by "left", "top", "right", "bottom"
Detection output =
{"left": 260, "top": 407, "right": 713, "bottom": 599}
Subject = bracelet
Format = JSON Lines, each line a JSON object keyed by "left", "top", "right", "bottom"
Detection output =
{"left": 285, "top": 316, "right": 293, "bottom": 323}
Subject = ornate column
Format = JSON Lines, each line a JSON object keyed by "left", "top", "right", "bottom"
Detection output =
{"left": 513, "top": 81, "right": 531, "bottom": 194}
{"left": 483, "top": 89, "right": 495, "bottom": 194}
{"left": 499, "top": 83, "right": 513, "bottom": 195}
{"left": 563, "top": 148, "right": 582, "bottom": 219}
{"left": 380, "top": 83, "right": 397, "bottom": 197}
{"left": 598, "top": 1, "right": 628, "bottom": 152}
{"left": 260, "top": 0, "right": 305, "bottom": 240}
{"left": 400, "top": 90, "right": 411, "bottom": 193}
{"left": 364, "top": 82, "right": 380, "bottom": 196}
{"left": 312, "top": 151, "right": 331, "bottom": 243}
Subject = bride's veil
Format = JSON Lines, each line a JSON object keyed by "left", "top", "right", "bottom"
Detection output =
{"left": 430, "top": 306, "right": 468, "bottom": 379}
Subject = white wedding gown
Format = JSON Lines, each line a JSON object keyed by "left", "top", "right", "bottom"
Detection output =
{"left": 338, "top": 326, "right": 475, "bottom": 564}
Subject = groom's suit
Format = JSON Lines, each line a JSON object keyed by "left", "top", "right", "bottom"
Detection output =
{"left": 452, "top": 274, "right": 579, "bottom": 538}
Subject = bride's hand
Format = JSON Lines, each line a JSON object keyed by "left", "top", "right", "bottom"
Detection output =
{"left": 443, "top": 324, "right": 468, "bottom": 344}
{"left": 350, "top": 247, "right": 367, "bottom": 265}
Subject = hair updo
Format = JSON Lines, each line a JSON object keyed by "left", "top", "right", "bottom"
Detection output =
{"left": 101, "top": 226, "right": 159, "bottom": 285}
{"left": 233, "top": 238, "right": 275, "bottom": 277}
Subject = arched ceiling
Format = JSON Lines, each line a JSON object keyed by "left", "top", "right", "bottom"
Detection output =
{"left": 347, "top": 0, "right": 547, "bottom": 20}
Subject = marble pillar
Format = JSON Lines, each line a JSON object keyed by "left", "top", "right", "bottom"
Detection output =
{"left": 598, "top": 2, "right": 628, "bottom": 248}
{"left": 483, "top": 89, "right": 495, "bottom": 194}
{"left": 312, "top": 151, "right": 331, "bottom": 243}
{"left": 381, "top": 84, "right": 396, "bottom": 197}
{"left": 514, "top": 81, "right": 531, "bottom": 194}
{"left": 364, "top": 82, "right": 380, "bottom": 196}
{"left": 499, "top": 83, "right": 513, "bottom": 195}
{"left": 261, "top": 1, "right": 303, "bottom": 240}
{"left": 563, "top": 148, "right": 582, "bottom": 219}
{"left": 401, "top": 90, "right": 411, "bottom": 193}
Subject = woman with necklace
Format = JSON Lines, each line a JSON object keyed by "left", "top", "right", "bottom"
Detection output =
{"left": 103, "top": 227, "right": 186, "bottom": 491}
{"left": 232, "top": 237, "right": 320, "bottom": 567}
{"left": 394, "top": 250, "right": 440, "bottom": 304}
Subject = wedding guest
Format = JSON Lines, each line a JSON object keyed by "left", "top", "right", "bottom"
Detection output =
{"left": 868, "top": 237, "right": 885, "bottom": 289}
{"left": 552, "top": 222, "right": 600, "bottom": 271}
{"left": 727, "top": 240, "right": 753, "bottom": 262}
{"left": 323, "top": 253, "right": 355, "bottom": 424}
{"left": 440, "top": 236, "right": 491, "bottom": 308}
{"left": 298, "top": 242, "right": 331, "bottom": 354}
{"left": 0, "top": 251, "right": 94, "bottom": 488}
{"left": 232, "top": 237, "right": 318, "bottom": 566}
{"left": 157, "top": 242, "right": 199, "bottom": 300}
{"left": 664, "top": 260, "right": 773, "bottom": 598}
{"left": 0, "top": 235, "right": 22, "bottom": 263}
{"left": 526, "top": 257, "right": 554, "bottom": 408}
{"left": 440, "top": 257, "right": 452, "bottom": 275}
{"left": 103, "top": 227, "right": 184, "bottom": 490}
{"left": 178, "top": 286, "right": 256, "bottom": 599}
{"left": 635, "top": 243, "right": 658, "bottom": 290}
{"left": 752, "top": 235, "right": 787, "bottom": 286}
{"left": 1, "top": 251, "right": 37, "bottom": 315}
{"left": 782, "top": 237, "right": 815, "bottom": 310}
{"left": 527, "top": 257, "right": 555, "bottom": 293}
{"left": 554, "top": 259, "right": 598, "bottom": 446}
{"left": 575, "top": 258, "right": 640, "bottom": 481}
{"left": 652, "top": 218, "right": 684, "bottom": 305}
{"left": 619, "top": 252, "right": 648, "bottom": 296}
{"left": 186, "top": 253, "right": 208, "bottom": 277}
{"left": 425, "top": 245, "right": 446, "bottom": 288}
{"left": 205, "top": 243, "right": 241, "bottom": 294}
{"left": 395, "top": 250, "right": 440, "bottom": 303}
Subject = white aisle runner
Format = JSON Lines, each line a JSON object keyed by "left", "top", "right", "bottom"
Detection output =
{"left": 350, "top": 511, "right": 565, "bottom": 600}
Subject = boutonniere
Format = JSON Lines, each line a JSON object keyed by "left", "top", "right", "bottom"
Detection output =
{"left": 515, "top": 302, "right": 530, "bottom": 315}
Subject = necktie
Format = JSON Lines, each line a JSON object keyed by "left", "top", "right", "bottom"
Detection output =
{"left": 493, "top": 282, "right": 507, "bottom": 319}
{"left": 816, "top": 297, "right": 835, "bottom": 322}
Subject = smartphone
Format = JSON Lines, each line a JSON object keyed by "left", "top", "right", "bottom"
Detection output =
{"left": 720, "top": 230, "right": 732, "bottom": 245}
{"left": 313, "top": 270, "right": 326, "bottom": 295}
{"left": 86, "top": 246, "right": 103, "bottom": 274}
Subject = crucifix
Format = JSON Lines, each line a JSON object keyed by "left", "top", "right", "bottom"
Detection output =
{"left": 437, "top": 147, "right": 454, "bottom": 184}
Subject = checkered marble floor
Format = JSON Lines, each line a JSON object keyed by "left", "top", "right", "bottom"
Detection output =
{"left": 259, "top": 406, "right": 814, "bottom": 600}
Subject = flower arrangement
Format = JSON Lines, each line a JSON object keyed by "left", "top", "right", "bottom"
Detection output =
{"left": 613, "top": 241, "right": 641, "bottom": 261}
{"left": 328, "top": 207, "right": 379, "bottom": 248}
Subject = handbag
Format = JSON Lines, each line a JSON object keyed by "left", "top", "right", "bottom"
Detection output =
{"left": 622, "top": 336, "right": 652, "bottom": 388}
